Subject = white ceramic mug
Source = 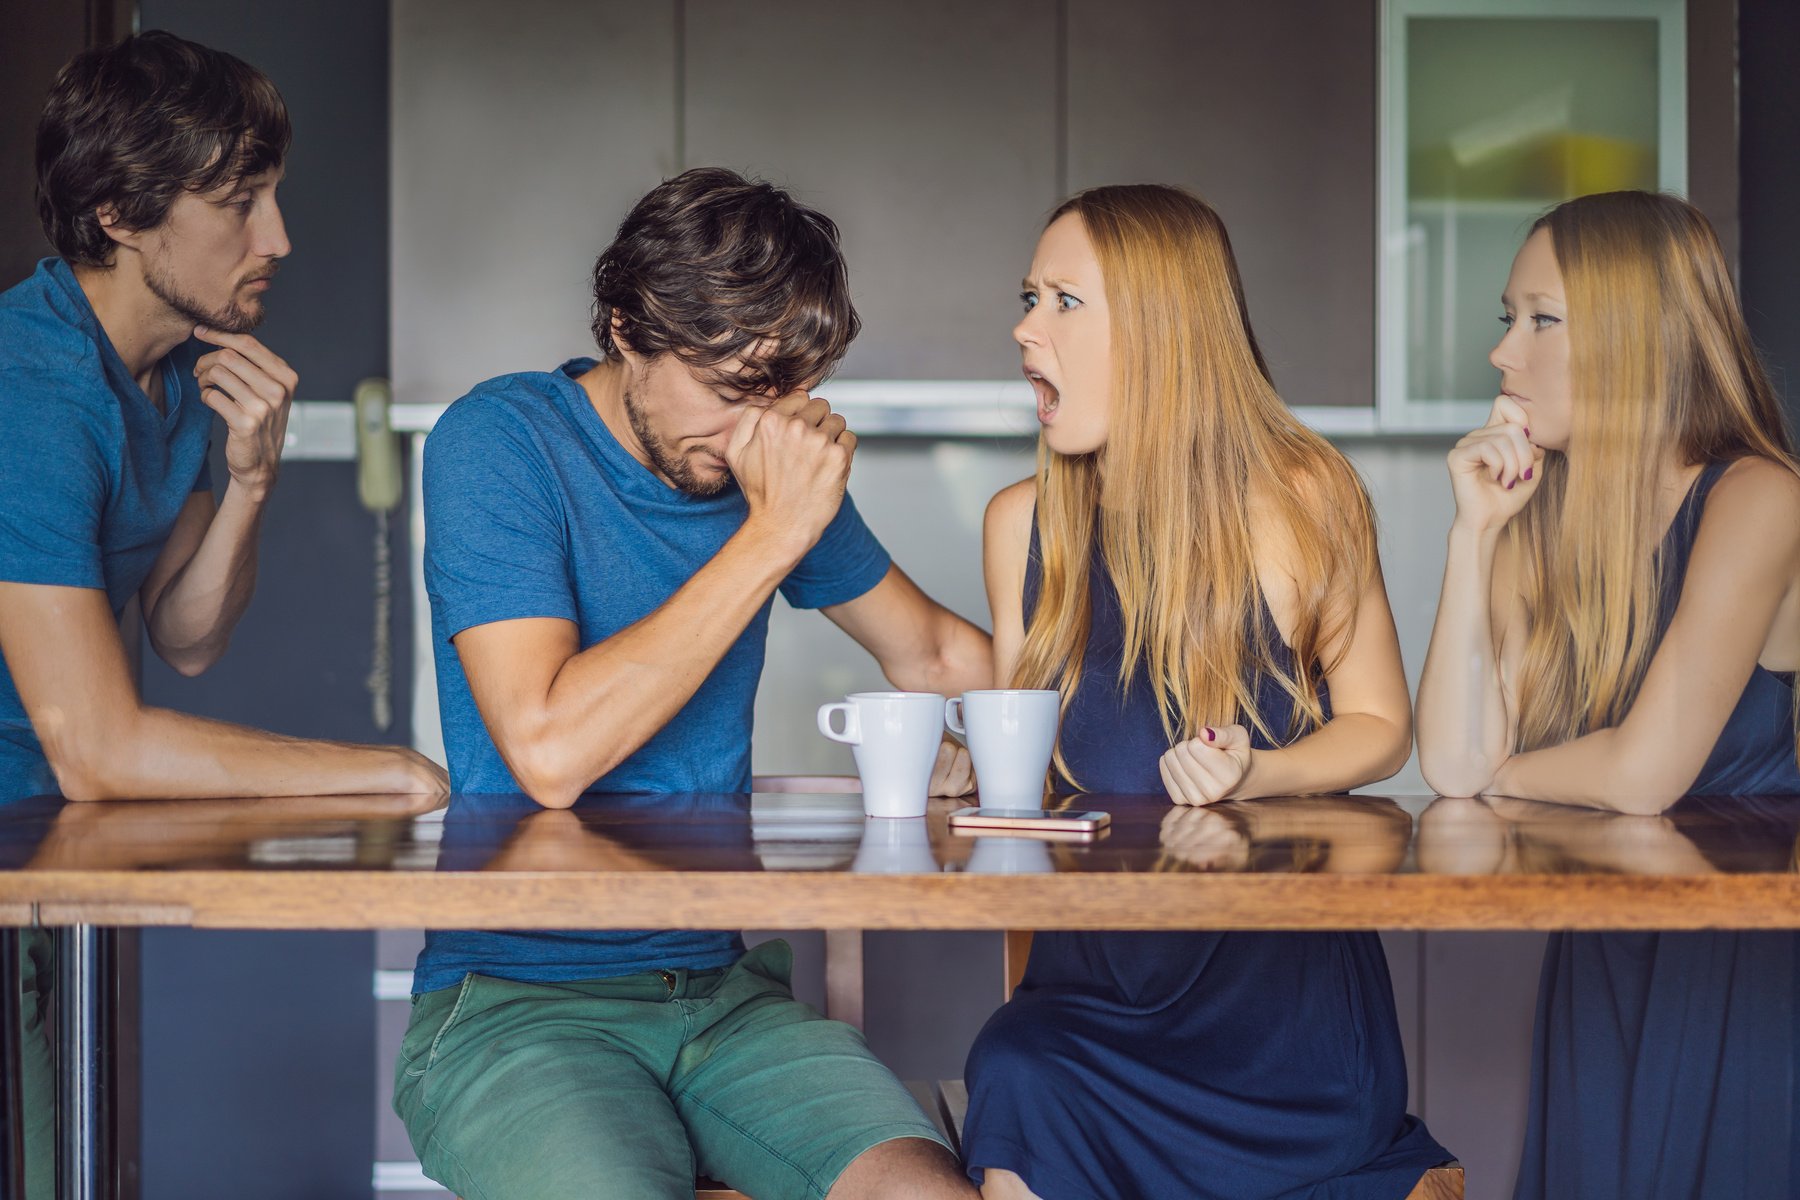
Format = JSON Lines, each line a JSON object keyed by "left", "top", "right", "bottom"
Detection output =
{"left": 817, "top": 691, "right": 945, "bottom": 818}
{"left": 944, "top": 689, "right": 1060, "bottom": 808}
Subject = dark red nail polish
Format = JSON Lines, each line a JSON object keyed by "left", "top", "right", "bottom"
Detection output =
{"left": 1204, "top": 727, "right": 1215, "bottom": 742}
{"left": 1524, "top": 467, "right": 1533, "bottom": 481}
{"left": 1523, "top": 427, "right": 1530, "bottom": 438}
{"left": 1507, "top": 479, "right": 1516, "bottom": 490}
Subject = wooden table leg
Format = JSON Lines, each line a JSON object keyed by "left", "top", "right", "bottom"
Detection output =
{"left": 824, "top": 930, "right": 865, "bottom": 1031}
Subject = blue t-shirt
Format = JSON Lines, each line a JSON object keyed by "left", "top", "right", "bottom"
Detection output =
{"left": 0, "top": 259, "right": 212, "bottom": 795}
{"left": 414, "top": 358, "right": 889, "bottom": 992}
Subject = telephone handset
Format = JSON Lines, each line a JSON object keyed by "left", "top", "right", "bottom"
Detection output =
{"left": 355, "top": 377, "right": 402, "bottom": 732}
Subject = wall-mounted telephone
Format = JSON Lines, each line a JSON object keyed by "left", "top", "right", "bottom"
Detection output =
{"left": 355, "top": 378, "right": 402, "bottom": 732}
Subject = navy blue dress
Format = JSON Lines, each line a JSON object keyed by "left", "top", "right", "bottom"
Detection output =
{"left": 1514, "top": 460, "right": 1800, "bottom": 1200}
{"left": 962, "top": 519, "right": 1448, "bottom": 1199}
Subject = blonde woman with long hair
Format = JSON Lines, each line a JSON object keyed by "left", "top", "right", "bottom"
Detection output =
{"left": 1417, "top": 190, "right": 1800, "bottom": 1199}
{"left": 960, "top": 185, "right": 1448, "bottom": 1200}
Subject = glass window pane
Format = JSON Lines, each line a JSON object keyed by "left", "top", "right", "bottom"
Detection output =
{"left": 1404, "top": 17, "right": 1661, "bottom": 403}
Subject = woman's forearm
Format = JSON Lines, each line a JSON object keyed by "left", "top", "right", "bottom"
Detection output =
{"left": 1232, "top": 711, "right": 1411, "bottom": 800}
{"left": 1417, "top": 524, "right": 1513, "bottom": 796}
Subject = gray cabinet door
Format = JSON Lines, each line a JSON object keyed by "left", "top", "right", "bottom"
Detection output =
{"left": 1066, "top": 0, "right": 1380, "bottom": 410}
{"left": 683, "top": 0, "right": 1060, "bottom": 381}
{"left": 391, "top": 0, "right": 680, "bottom": 408}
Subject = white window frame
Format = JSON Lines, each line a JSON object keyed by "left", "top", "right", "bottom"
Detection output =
{"left": 1376, "top": 0, "right": 1688, "bottom": 433}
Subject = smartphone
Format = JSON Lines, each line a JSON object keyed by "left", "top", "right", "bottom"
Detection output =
{"left": 948, "top": 807, "right": 1111, "bottom": 836}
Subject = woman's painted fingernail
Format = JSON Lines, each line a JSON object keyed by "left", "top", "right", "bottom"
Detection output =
{"left": 1524, "top": 467, "right": 1533, "bottom": 481}
{"left": 1507, "top": 479, "right": 1516, "bottom": 490}
{"left": 1523, "top": 427, "right": 1530, "bottom": 438}
{"left": 1203, "top": 727, "right": 1216, "bottom": 742}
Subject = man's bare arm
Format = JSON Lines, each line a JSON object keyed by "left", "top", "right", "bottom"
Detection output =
{"left": 0, "top": 581, "right": 444, "bottom": 800}
{"left": 457, "top": 397, "right": 857, "bottom": 809}
{"left": 821, "top": 564, "right": 993, "bottom": 697}
{"left": 138, "top": 328, "right": 297, "bottom": 675}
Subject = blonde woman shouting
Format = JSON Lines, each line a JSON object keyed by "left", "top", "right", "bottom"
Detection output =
{"left": 1417, "top": 190, "right": 1800, "bottom": 1200}
{"left": 961, "top": 185, "right": 1448, "bottom": 1200}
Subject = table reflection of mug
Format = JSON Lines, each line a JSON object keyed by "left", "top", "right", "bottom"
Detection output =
{"left": 849, "top": 816, "right": 939, "bottom": 874}
{"left": 962, "top": 836, "right": 1054, "bottom": 875}
{"left": 945, "top": 689, "right": 1059, "bottom": 809}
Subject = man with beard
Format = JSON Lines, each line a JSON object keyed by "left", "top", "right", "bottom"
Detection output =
{"left": 400, "top": 168, "right": 990, "bottom": 1198}
{"left": 0, "top": 31, "right": 446, "bottom": 802}
{"left": 0, "top": 29, "right": 448, "bottom": 1200}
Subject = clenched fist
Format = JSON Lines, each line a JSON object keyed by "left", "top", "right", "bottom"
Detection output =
{"left": 1159, "top": 723, "right": 1253, "bottom": 806}
{"left": 728, "top": 390, "right": 857, "bottom": 558}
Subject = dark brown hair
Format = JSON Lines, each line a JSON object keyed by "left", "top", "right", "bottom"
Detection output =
{"left": 591, "top": 168, "right": 860, "bottom": 394}
{"left": 36, "top": 30, "right": 291, "bottom": 267}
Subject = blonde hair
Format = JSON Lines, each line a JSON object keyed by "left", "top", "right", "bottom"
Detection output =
{"left": 1510, "top": 191, "right": 1799, "bottom": 752}
{"left": 1010, "top": 185, "right": 1377, "bottom": 786}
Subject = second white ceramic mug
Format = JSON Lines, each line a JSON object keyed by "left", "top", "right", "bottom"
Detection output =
{"left": 817, "top": 691, "right": 945, "bottom": 818}
{"left": 944, "top": 689, "right": 1060, "bottom": 808}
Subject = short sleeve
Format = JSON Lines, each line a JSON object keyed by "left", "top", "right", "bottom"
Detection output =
{"left": 0, "top": 372, "right": 108, "bottom": 589}
{"left": 778, "top": 490, "right": 892, "bottom": 610}
{"left": 423, "top": 399, "right": 578, "bottom": 639}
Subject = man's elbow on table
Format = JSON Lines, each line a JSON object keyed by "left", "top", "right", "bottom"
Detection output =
{"left": 500, "top": 737, "right": 598, "bottom": 811}
{"left": 40, "top": 714, "right": 147, "bottom": 802}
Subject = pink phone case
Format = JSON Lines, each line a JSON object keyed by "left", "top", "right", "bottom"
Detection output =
{"left": 947, "top": 807, "right": 1111, "bottom": 835}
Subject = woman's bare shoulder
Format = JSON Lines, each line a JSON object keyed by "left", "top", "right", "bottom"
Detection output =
{"left": 1709, "top": 455, "right": 1800, "bottom": 517}
{"left": 984, "top": 477, "right": 1038, "bottom": 548}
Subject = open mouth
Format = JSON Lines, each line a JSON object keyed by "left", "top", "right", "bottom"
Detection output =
{"left": 1025, "top": 368, "right": 1060, "bottom": 423}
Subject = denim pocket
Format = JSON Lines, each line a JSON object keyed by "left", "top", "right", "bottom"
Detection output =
{"left": 403, "top": 973, "right": 479, "bottom": 1080}
{"left": 739, "top": 938, "right": 795, "bottom": 992}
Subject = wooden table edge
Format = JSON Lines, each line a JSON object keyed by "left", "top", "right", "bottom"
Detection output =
{"left": 1, "top": 870, "right": 1795, "bottom": 930}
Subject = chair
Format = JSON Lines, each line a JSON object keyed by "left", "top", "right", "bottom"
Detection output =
{"left": 935, "top": 932, "right": 1466, "bottom": 1200}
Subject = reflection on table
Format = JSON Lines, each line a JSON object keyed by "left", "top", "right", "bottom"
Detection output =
{"left": 0, "top": 791, "right": 1793, "bottom": 931}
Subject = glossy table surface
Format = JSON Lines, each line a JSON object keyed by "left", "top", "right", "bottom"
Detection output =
{"left": 0, "top": 790, "right": 1795, "bottom": 930}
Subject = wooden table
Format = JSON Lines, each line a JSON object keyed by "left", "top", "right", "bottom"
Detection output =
{"left": 2, "top": 788, "right": 1797, "bottom": 1199}
{"left": 2, "top": 790, "right": 1797, "bottom": 932}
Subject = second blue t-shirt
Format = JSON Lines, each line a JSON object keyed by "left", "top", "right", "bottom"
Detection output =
{"left": 415, "top": 358, "right": 890, "bottom": 992}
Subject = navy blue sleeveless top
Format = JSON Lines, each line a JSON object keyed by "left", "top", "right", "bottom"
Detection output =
{"left": 1022, "top": 515, "right": 1331, "bottom": 792}
{"left": 1657, "top": 461, "right": 1800, "bottom": 793}
{"left": 961, "top": 510, "right": 1447, "bottom": 1199}
{"left": 1517, "top": 459, "right": 1800, "bottom": 1200}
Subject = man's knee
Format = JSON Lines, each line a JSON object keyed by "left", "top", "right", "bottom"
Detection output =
{"left": 826, "top": 1135, "right": 976, "bottom": 1200}
{"left": 977, "top": 1167, "right": 1044, "bottom": 1200}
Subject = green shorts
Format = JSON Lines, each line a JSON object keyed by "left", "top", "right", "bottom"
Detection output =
{"left": 392, "top": 939, "right": 948, "bottom": 1200}
{"left": 17, "top": 929, "right": 54, "bottom": 1200}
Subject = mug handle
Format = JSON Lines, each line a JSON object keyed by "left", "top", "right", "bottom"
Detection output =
{"left": 818, "top": 702, "right": 861, "bottom": 744}
{"left": 944, "top": 696, "right": 965, "bottom": 736}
